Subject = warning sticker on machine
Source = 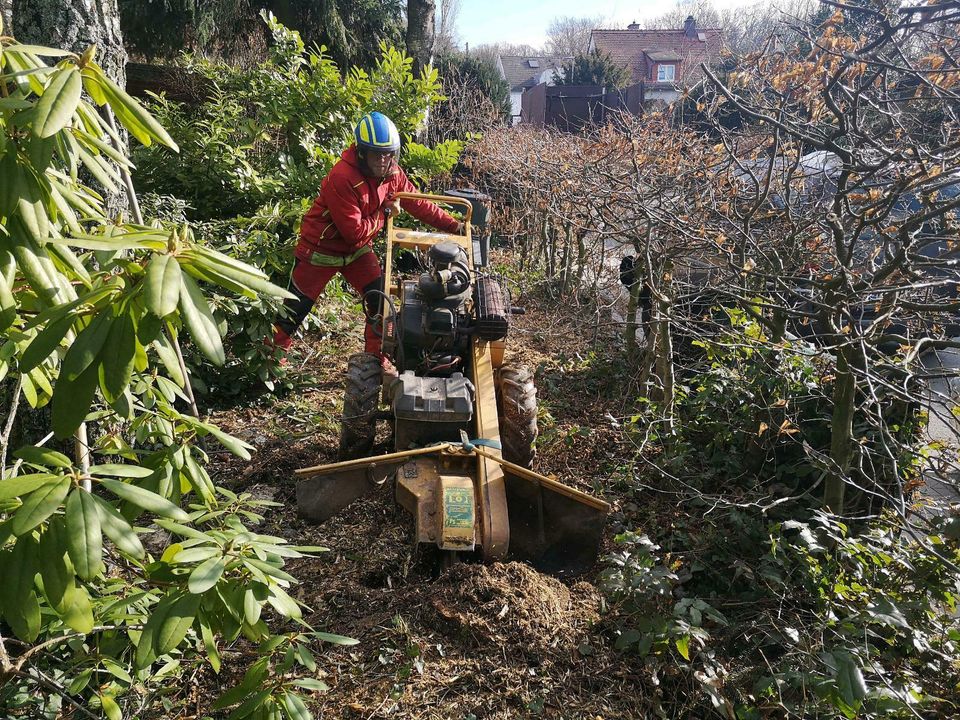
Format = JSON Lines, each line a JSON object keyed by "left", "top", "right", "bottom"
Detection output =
{"left": 443, "top": 487, "right": 474, "bottom": 529}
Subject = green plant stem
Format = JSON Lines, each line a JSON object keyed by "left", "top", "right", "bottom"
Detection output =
{"left": 625, "top": 278, "right": 640, "bottom": 362}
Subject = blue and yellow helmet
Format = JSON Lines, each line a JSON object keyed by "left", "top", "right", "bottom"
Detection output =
{"left": 354, "top": 112, "right": 401, "bottom": 153}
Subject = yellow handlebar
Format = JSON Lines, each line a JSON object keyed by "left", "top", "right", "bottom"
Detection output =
{"left": 391, "top": 191, "right": 474, "bottom": 223}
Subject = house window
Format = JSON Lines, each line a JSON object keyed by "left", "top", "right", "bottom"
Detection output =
{"left": 657, "top": 64, "right": 676, "bottom": 82}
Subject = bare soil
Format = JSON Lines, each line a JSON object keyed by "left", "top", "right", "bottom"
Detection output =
{"left": 202, "top": 279, "right": 654, "bottom": 719}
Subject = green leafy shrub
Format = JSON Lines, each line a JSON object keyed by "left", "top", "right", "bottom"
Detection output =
{"left": 601, "top": 510, "right": 960, "bottom": 719}
{"left": 606, "top": 316, "right": 955, "bottom": 719}
{"left": 635, "top": 316, "right": 924, "bottom": 513}
{"left": 129, "top": 15, "right": 466, "bottom": 395}
{"left": 133, "top": 13, "right": 462, "bottom": 222}
{"left": 600, "top": 532, "right": 727, "bottom": 661}
{"left": 0, "top": 37, "right": 336, "bottom": 719}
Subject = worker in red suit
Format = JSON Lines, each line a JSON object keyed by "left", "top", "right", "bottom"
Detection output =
{"left": 271, "top": 112, "right": 463, "bottom": 359}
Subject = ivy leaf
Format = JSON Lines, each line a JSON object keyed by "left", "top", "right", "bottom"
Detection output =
{"left": 833, "top": 651, "right": 868, "bottom": 707}
{"left": 65, "top": 489, "right": 103, "bottom": 580}
{"left": 34, "top": 66, "right": 82, "bottom": 138}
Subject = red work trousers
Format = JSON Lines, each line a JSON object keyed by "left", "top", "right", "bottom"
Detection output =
{"left": 272, "top": 251, "right": 383, "bottom": 354}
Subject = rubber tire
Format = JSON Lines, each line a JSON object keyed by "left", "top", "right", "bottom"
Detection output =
{"left": 338, "top": 353, "right": 382, "bottom": 460}
{"left": 495, "top": 365, "right": 538, "bottom": 469}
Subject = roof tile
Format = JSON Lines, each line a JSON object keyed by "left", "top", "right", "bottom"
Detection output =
{"left": 590, "top": 28, "right": 723, "bottom": 85}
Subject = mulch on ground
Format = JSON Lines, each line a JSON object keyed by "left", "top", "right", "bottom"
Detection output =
{"left": 197, "top": 279, "right": 654, "bottom": 719}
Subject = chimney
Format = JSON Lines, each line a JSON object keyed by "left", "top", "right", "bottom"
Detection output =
{"left": 627, "top": 21, "right": 639, "bottom": 30}
{"left": 684, "top": 15, "right": 696, "bottom": 38}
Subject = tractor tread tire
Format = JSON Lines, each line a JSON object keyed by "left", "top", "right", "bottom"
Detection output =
{"left": 338, "top": 353, "right": 382, "bottom": 460}
{"left": 496, "top": 365, "right": 538, "bottom": 469}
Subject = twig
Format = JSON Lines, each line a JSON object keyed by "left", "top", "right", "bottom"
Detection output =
{"left": 23, "top": 666, "right": 100, "bottom": 720}
{"left": 0, "top": 374, "right": 22, "bottom": 472}
{"left": 12, "top": 625, "right": 140, "bottom": 670}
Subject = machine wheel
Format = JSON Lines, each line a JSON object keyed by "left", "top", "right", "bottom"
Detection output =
{"left": 495, "top": 365, "right": 538, "bottom": 469}
{"left": 338, "top": 353, "right": 382, "bottom": 460}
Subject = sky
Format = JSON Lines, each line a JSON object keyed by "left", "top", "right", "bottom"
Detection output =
{"left": 453, "top": 0, "right": 762, "bottom": 49}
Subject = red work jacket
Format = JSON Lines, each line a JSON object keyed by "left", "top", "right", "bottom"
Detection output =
{"left": 296, "top": 145, "right": 459, "bottom": 261}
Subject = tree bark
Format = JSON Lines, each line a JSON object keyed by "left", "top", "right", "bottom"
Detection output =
{"left": 825, "top": 346, "right": 857, "bottom": 514}
{"left": 625, "top": 274, "right": 640, "bottom": 362}
{"left": 1, "top": 0, "right": 12, "bottom": 35}
{"left": 12, "top": 0, "right": 126, "bottom": 83}
{"left": 12, "top": 0, "right": 127, "bottom": 214}
{"left": 654, "top": 285, "right": 675, "bottom": 429}
{"left": 406, "top": 0, "right": 435, "bottom": 79}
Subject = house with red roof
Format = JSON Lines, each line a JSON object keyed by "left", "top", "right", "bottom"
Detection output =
{"left": 589, "top": 16, "right": 723, "bottom": 103}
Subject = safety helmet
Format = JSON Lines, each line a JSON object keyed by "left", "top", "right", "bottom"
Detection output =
{"left": 354, "top": 112, "right": 401, "bottom": 154}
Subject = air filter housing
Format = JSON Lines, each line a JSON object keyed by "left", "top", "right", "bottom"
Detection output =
{"left": 475, "top": 276, "right": 509, "bottom": 340}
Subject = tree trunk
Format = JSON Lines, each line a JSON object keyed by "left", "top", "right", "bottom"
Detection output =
{"left": 406, "top": 0, "right": 435, "bottom": 79}
{"left": 1, "top": 0, "right": 11, "bottom": 35}
{"left": 654, "top": 286, "right": 675, "bottom": 429}
{"left": 559, "top": 222, "right": 574, "bottom": 294}
{"left": 12, "top": 0, "right": 127, "bottom": 215}
{"left": 625, "top": 274, "right": 640, "bottom": 362}
{"left": 825, "top": 346, "right": 857, "bottom": 514}
{"left": 12, "top": 0, "right": 126, "bottom": 85}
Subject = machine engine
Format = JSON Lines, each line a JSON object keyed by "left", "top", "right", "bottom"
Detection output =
{"left": 392, "top": 241, "right": 508, "bottom": 377}
{"left": 387, "top": 240, "right": 510, "bottom": 449}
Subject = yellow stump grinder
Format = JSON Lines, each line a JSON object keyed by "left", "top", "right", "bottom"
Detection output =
{"left": 295, "top": 193, "right": 609, "bottom": 575}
